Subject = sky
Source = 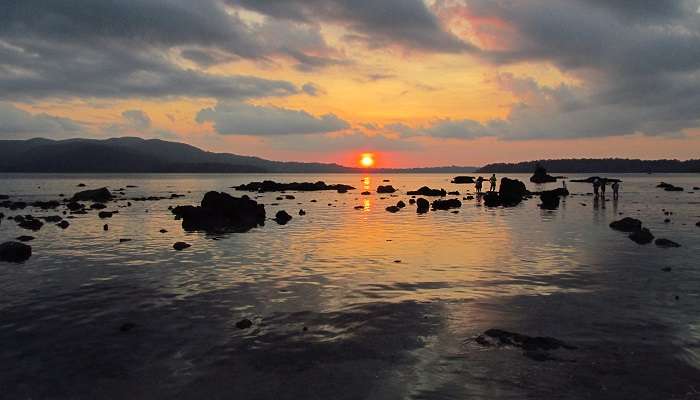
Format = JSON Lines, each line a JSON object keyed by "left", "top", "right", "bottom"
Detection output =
{"left": 1, "top": 0, "right": 700, "bottom": 167}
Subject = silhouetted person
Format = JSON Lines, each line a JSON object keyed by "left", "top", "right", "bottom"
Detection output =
{"left": 600, "top": 179, "right": 607, "bottom": 197}
{"left": 612, "top": 181, "right": 620, "bottom": 199}
{"left": 593, "top": 178, "right": 600, "bottom": 197}
{"left": 475, "top": 176, "right": 484, "bottom": 194}
{"left": 489, "top": 174, "right": 497, "bottom": 192}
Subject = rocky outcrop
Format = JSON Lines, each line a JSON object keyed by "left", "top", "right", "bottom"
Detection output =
{"left": 570, "top": 176, "right": 621, "bottom": 183}
{"left": 629, "top": 228, "right": 654, "bottom": 245}
{"left": 431, "top": 198, "right": 462, "bottom": 210}
{"left": 529, "top": 164, "right": 557, "bottom": 184}
{"left": 71, "top": 187, "right": 113, "bottom": 202}
{"left": 407, "top": 186, "right": 446, "bottom": 196}
{"left": 416, "top": 198, "right": 430, "bottom": 213}
{"left": 610, "top": 217, "right": 642, "bottom": 232}
{"left": 451, "top": 176, "right": 475, "bottom": 184}
{"left": 172, "top": 191, "right": 266, "bottom": 233}
{"left": 0, "top": 241, "right": 32, "bottom": 263}
{"left": 376, "top": 185, "right": 397, "bottom": 193}
{"left": 482, "top": 178, "right": 528, "bottom": 207}
{"left": 235, "top": 180, "right": 355, "bottom": 193}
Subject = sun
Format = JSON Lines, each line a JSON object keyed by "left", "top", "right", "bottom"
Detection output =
{"left": 359, "top": 153, "right": 375, "bottom": 168}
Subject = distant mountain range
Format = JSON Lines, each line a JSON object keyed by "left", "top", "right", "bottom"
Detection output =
{"left": 478, "top": 159, "right": 700, "bottom": 173}
{"left": 0, "top": 137, "right": 478, "bottom": 173}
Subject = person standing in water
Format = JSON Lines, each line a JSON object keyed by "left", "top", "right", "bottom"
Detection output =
{"left": 600, "top": 179, "right": 607, "bottom": 197}
{"left": 475, "top": 177, "right": 483, "bottom": 194}
{"left": 612, "top": 181, "right": 620, "bottom": 199}
{"left": 489, "top": 174, "right": 497, "bottom": 192}
{"left": 593, "top": 178, "right": 600, "bottom": 197}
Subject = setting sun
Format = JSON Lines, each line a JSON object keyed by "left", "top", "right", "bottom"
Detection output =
{"left": 359, "top": 153, "right": 375, "bottom": 168}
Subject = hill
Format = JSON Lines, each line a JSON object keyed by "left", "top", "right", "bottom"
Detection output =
{"left": 477, "top": 159, "right": 700, "bottom": 174}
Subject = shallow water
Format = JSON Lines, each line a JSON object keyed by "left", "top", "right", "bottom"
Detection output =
{"left": 1, "top": 173, "right": 699, "bottom": 399}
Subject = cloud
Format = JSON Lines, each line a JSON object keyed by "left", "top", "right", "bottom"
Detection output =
{"left": 227, "top": 0, "right": 473, "bottom": 52}
{"left": 122, "top": 110, "right": 152, "bottom": 130}
{"left": 268, "top": 131, "right": 422, "bottom": 152}
{"left": 302, "top": 82, "right": 324, "bottom": 96}
{"left": 196, "top": 102, "right": 350, "bottom": 135}
{"left": 0, "top": 103, "right": 83, "bottom": 138}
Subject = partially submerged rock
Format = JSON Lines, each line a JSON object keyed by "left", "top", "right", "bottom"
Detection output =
{"left": 16, "top": 236, "right": 34, "bottom": 242}
{"left": 172, "top": 191, "right": 266, "bottom": 233}
{"left": 235, "top": 180, "right": 355, "bottom": 193}
{"left": 56, "top": 220, "right": 70, "bottom": 229}
{"left": 475, "top": 329, "right": 577, "bottom": 351}
{"left": 657, "top": 182, "right": 684, "bottom": 191}
{"left": 451, "top": 176, "right": 475, "bottom": 184}
{"left": 529, "top": 164, "right": 557, "bottom": 184}
{"left": 416, "top": 198, "right": 430, "bottom": 213}
{"left": 385, "top": 205, "right": 400, "bottom": 213}
{"left": 482, "top": 178, "right": 529, "bottom": 207}
{"left": 376, "top": 185, "right": 397, "bottom": 193}
{"left": 431, "top": 198, "right": 462, "bottom": 210}
{"left": 570, "top": 176, "right": 622, "bottom": 183}
{"left": 610, "top": 217, "right": 642, "bottom": 232}
{"left": 629, "top": 228, "right": 654, "bottom": 245}
{"left": 71, "top": 187, "right": 113, "bottom": 202}
{"left": 655, "top": 238, "right": 680, "bottom": 248}
{"left": 0, "top": 241, "right": 32, "bottom": 263}
{"left": 407, "top": 186, "right": 446, "bottom": 197}
{"left": 274, "top": 210, "right": 293, "bottom": 225}
{"left": 16, "top": 216, "right": 43, "bottom": 231}
{"left": 173, "top": 242, "right": 191, "bottom": 251}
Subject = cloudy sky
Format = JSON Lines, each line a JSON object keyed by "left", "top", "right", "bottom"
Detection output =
{"left": 1, "top": 0, "right": 699, "bottom": 167}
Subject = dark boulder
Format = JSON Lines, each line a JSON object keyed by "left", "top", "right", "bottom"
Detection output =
{"left": 396, "top": 201, "right": 406, "bottom": 208}
{"left": 172, "top": 191, "right": 266, "bottom": 233}
{"left": 570, "top": 176, "right": 622, "bottom": 183}
{"left": 629, "top": 228, "right": 654, "bottom": 245}
{"left": 42, "top": 215, "right": 63, "bottom": 223}
{"left": 298, "top": 209, "right": 306, "bottom": 216}
{"left": 32, "top": 200, "right": 60, "bottom": 210}
{"left": 475, "top": 328, "right": 576, "bottom": 351}
{"left": 90, "top": 203, "right": 107, "bottom": 210}
{"left": 499, "top": 178, "right": 528, "bottom": 206}
{"left": 17, "top": 216, "right": 43, "bottom": 231}
{"left": 56, "top": 220, "right": 70, "bottom": 229}
{"left": 655, "top": 238, "right": 680, "bottom": 248}
{"left": 0, "top": 241, "right": 32, "bottom": 263}
{"left": 610, "top": 217, "right": 642, "bottom": 232}
{"left": 66, "top": 201, "right": 85, "bottom": 211}
{"left": 16, "top": 236, "right": 34, "bottom": 242}
{"left": 385, "top": 206, "right": 400, "bottom": 213}
{"left": 451, "top": 176, "right": 475, "bottom": 184}
{"left": 104, "top": 224, "right": 109, "bottom": 231}
{"left": 539, "top": 191, "right": 560, "bottom": 210}
{"left": 529, "top": 164, "right": 557, "bottom": 184}
{"left": 361, "top": 191, "right": 371, "bottom": 195}
{"left": 98, "top": 211, "right": 113, "bottom": 219}
{"left": 274, "top": 210, "right": 293, "bottom": 225}
{"left": 408, "top": 199, "right": 416, "bottom": 205}
{"left": 407, "top": 186, "right": 446, "bottom": 197}
{"left": 173, "top": 242, "right": 191, "bottom": 251}
{"left": 483, "top": 192, "right": 501, "bottom": 207}
{"left": 416, "top": 198, "right": 430, "bottom": 213}
{"left": 236, "top": 318, "right": 253, "bottom": 329}
{"left": 432, "top": 198, "right": 462, "bottom": 210}
{"left": 448, "top": 191, "right": 460, "bottom": 196}
{"left": 71, "top": 187, "right": 113, "bottom": 202}
{"left": 376, "top": 185, "right": 397, "bottom": 194}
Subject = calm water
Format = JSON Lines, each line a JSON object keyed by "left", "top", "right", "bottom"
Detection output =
{"left": 1, "top": 173, "right": 699, "bottom": 399}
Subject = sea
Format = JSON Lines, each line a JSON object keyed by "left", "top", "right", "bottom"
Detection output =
{"left": 0, "top": 173, "right": 699, "bottom": 399}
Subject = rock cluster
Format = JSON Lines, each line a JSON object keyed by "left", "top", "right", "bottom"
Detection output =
{"left": 172, "top": 191, "right": 266, "bottom": 232}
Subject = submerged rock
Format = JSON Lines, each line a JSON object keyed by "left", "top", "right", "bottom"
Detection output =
{"left": 16, "top": 216, "right": 43, "bottom": 231}
{"left": 71, "top": 187, "right": 113, "bottom": 202}
{"left": 451, "top": 176, "right": 475, "bottom": 184}
{"left": 629, "top": 228, "right": 654, "bottom": 245}
{"left": 172, "top": 191, "right": 266, "bottom": 233}
{"left": 173, "top": 242, "right": 191, "bottom": 251}
{"left": 235, "top": 180, "right": 355, "bottom": 193}
{"left": 0, "top": 241, "right": 32, "bottom": 263}
{"left": 529, "top": 164, "right": 557, "bottom": 184}
{"left": 298, "top": 209, "right": 306, "bottom": 216}
{"left": 274, "top": 210, "right": 293, "bottom": 225}
{"left": 396, "top": 201, "right": 406, "bottom": 208}
{"left": 385, "top": 205, "right": 400, "bottom": 213}
{"left": 431, "top": 198, "right": 462, "bottom": 210}
{"left": 98, "top": 211, "right": 113, "bottom": 219}
{"left": 610, "top": 217, "right": 643, "bottom": 232}
{"left": 475, "top": 329, "right": 577, "bottom": 351}
{"left": 655, "top": 238, "right": 681, "bottom": 248}
{"left": 56, "top": 220, "right": 70, "bottom": 229}
{"left": 16, "top": 236, "right": 34, "bottom": 242}
{"left": 407, "top": 186, "right": 446, "bottom": 197}
{"left": 376, "top": 185, "right": 397, "bottom": 193}
{"left": 416, "top": 198, "right": 430, "bottom": 213}
{"left": 236, "top": 318, "right": 253, "bottom": 329}
{"left": 539, "top": 189, "right": 568, "bottom": 210}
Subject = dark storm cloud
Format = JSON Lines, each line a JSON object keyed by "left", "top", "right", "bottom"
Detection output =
{"left": 196, "top": 102, "right": 349, "bottom": 135}
{"left": 227, "top": 0, "right": 473, "bottom": 52}
{"left": 0, "top": 0, "right": 338, "bottom": 100}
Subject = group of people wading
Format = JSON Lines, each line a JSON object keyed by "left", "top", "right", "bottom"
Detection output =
{"left": 474, "top": 174, "right": 498, "bottom": 194}
{"left": 592, "top": 177, "right": 620, "bottom": 199}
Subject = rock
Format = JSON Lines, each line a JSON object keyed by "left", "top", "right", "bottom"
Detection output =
{"left": 466, "top": 195, "right": 474, "bottom": 200}
{"left": 431, "top": 198, "right": 462, "bottom": 210}
{"left": 103, "top": 224, "right": 109, "bottom": 231}
{"left": 475, "top": 329, "right": 576, "bottom": 351}
{"left": 119, "top": 322, "right": 137, "bottom": 332}
{"left": 32, "top": 200, "right": 60, "bottom": 210}
{"left": 483, "top": 192, "right": 501, "bottom": 207}
{"left": 407, "top": 186, "right": 446, "bottom": 196}
{"left": 629, "top": 228, "right": 654, "bottom": 245}
{"left": 16, "top": 236, "right": 34, "bottom": 242}
{"left": 285, "top": 195, "right": 296, "bottom": 200}
{"left": 539, "top": 191, "right": 561, "bottom": 210}
{"left": 655, "top": 238, "right": 680, "bottom": 248}
{"left": 235, "top": 180, "right": 355, "bottom": 193}
{"left": 173, "top": 242, "right": 191, "bottom": 251}
{"left": 56, "top": 220, "right": 70, "bottom": 229}
{"left": 529, "top": 164, "right": 557, "bottom": 183}
{"left": 66, "top": 201, "right": 84, "bottom": 211}
{"left": 451, "top": 176, "right": 475, "bottom": 184}
{"left": 610, "top": 217, "right": 642, "bottom": 232}
{"left": 416, "top": 198, "right": 430, "bottom": 213}
{"left": 661, "top": 267, "right": 672, "bottom": 272}
{"left": 385, "top": 206, "right": 401, "bottom": 213}
{"left": 71, "top": 187, "right": 113, "bottom": 202}
{"left": 0, "top": 241, "right": 32, "bottom": 263}
{"left": 448, "top": 191, "right": 460, "bottom": 195}
{"left": 376, "top": 185, "right": 397, "bottom": 193}
{"left": 408, "top": 199, "right": 416, "bottom": 205}
{"left": 396, "top": 201, "right": 406, "bottom": 208}
{"left": 298, "top": 209, "right": 306, "bottom": 216}
{"left": 499, "top": 178, "right": 528, "bottom": 206}
{"left": 17, "top": 217, "right": 43, "bottom": 231}
{"left": 98, "top": 211, "right": 113, "bottom": 219}
{"left": 274, "top": 210, "right": 293, "bottom": 225}
{"left": 172, "top": 192, "right": 266, "bottom": 233}
{"left": 42, "top": 215, "right": 63, "bottom": 223}
{"left": 77, "top": 183, "right": 86, "bottom": 187}
{"left": 159, "top": 228, "right": 167, "bottom": 233}
{"left": 236, "top": 318, "right": 253, "bottom": 329}
{"left": 119, "top": 238, "right": 132, "bottom": 243}
{"left": 90, "top": 203, "right": 107, "bottom": 210}
{"left": 570, "top": 176, "right": 622, "bottom": 183}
